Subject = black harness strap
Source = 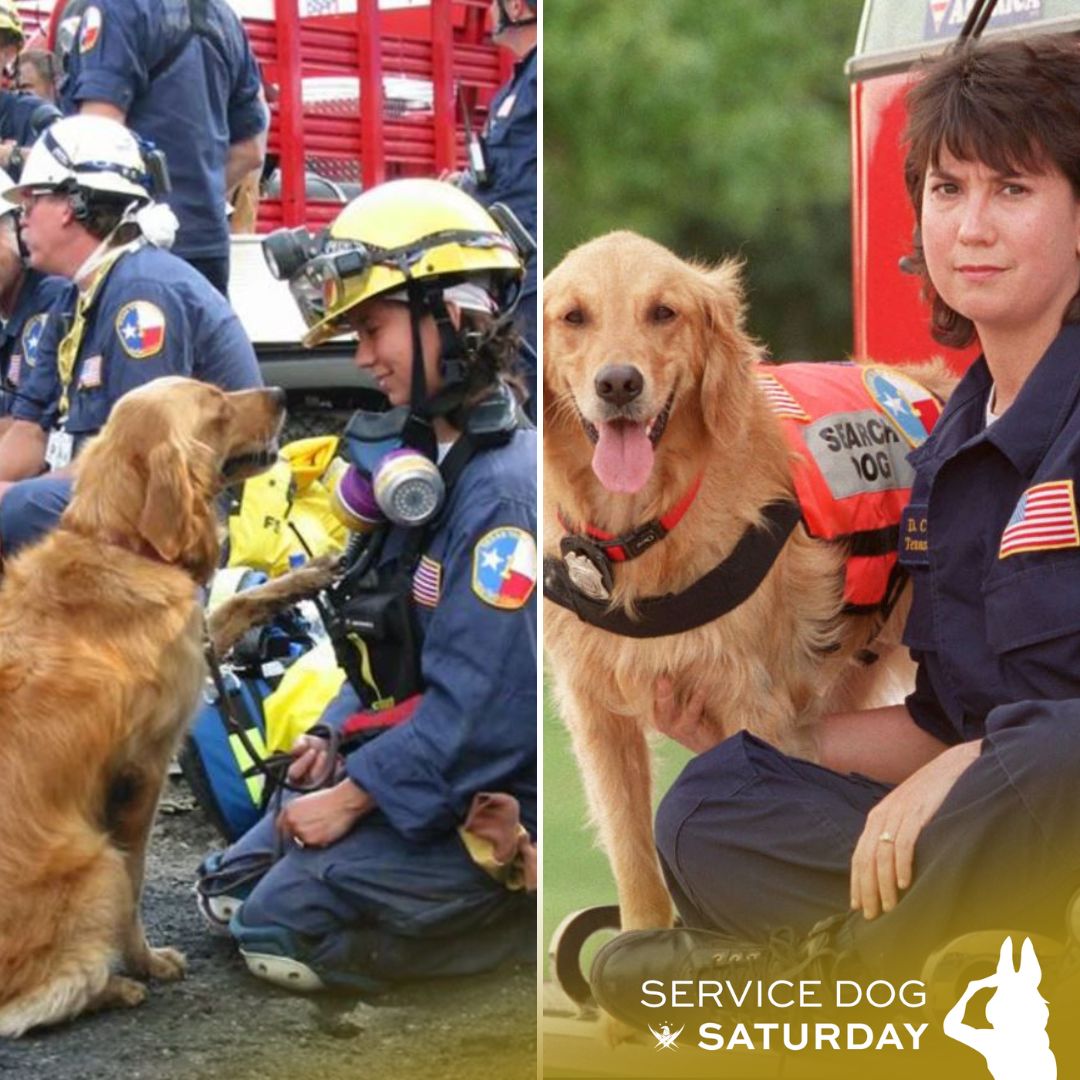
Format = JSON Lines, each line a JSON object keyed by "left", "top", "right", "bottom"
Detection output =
{"left": 543, "top": 501, "right": 802, "bottom": 639}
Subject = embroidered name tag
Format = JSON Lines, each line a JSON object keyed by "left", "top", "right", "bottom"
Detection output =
{"left": 899, "top": 504, "right": 929, "bottom": 566}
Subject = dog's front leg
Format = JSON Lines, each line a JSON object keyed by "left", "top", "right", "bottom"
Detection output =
{"left": 561, "top": 685, "right": 673, "bottom": 932}
{"left": 207, "top": 553, "right": 342, "bottom": 655}
{"left": 106, "top": 758, "right": 187, "bottom": 982}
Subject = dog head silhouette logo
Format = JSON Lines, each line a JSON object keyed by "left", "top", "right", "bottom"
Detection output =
{"left": 943, "top": 936, "right": 1055, "bottom": 1079}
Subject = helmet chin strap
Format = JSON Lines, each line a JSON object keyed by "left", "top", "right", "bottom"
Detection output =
{"left": 70, "top": 199, "right": 144, "bottom": 286}
{"left": 403, "top": 281, "right": 474, "bottom": 446}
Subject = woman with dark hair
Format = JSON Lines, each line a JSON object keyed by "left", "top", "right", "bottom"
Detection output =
{"left": 591, "top": 34, "right": 1080, "bottom": 1030}
{"left": 194, "top": 179, "right": 537, "bottom": 993}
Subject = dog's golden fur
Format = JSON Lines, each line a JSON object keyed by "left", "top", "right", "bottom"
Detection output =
{"left": 0, "top": 377, "right": 285, "bottom": 1037}
{"left": 544, "top": 232, "right": 951, "bottom": 933}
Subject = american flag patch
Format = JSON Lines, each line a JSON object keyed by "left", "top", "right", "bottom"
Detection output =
{"left": 756, "top": 372, "right": 810, "bottom": 421}
{"left": 79, "top": 354, "right": 103, "bottom": 389}
{"left": 999, "top": 480, "right": 1080, "bottom": 559}
{"left": 412, "top": 554, "right": 442, "bottom": 607}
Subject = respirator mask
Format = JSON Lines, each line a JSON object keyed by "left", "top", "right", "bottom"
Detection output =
{"left": 331, "top": 407, "right": 445, "bottom": 532}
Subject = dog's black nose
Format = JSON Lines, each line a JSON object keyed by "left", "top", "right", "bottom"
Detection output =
{"left": 595, "top": 364, "right": 644, "bottom": 407}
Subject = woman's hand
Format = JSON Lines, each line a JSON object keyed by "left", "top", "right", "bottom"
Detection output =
{"left": 851, "top": 740, "right": 980, "bottom": 919}
{"left": 651, "top": 677, "right": 722, "bottom": 755}
{"left": 287, "top": 733, "right": 339, "bottom": 785}
{"left": 276, "top": 778, "right": 374, "bottom": 849}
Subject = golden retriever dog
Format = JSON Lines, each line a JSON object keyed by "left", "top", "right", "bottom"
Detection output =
{"left": 544, "top": 231, "right": 951, "bottom": 939}
{"left": 0, "top": 377, "right": 285, "bottom": 1037}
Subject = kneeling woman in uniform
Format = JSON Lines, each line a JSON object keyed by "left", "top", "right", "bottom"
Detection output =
{"left": 196, "top": 179, "right": 537, "bottom": 992}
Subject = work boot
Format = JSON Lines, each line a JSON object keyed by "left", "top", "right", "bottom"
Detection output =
{"left": 590, "top": 916, "right": 848, "bottom": 1031}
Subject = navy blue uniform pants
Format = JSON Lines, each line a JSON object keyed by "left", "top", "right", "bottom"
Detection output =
{"left": 0, "top": 474, "right": 72, "bottom": 557}
{"left": 202, "top": 794, "right": 533, "bottom": 991}
{"left": 657, "top": 703, "right": 1080, "bottom": 977}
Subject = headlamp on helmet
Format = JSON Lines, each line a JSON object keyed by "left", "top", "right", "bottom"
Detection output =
{"left": 261, "top": 225, "right": 325, "bottom": 282}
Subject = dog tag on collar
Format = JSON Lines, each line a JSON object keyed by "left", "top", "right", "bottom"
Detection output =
{"left": 45, "top": 428, "right": 74, "bottom": 471}
{"left": 560, "top": 535, "right": 614, "bottom": 602}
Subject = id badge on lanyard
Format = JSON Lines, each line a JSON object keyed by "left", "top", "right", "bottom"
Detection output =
{"left": 45, "top": 423, "right": 74, "bottom": 470}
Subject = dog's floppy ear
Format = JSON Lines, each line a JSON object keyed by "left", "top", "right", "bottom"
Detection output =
{"left": 138, "top": 439, "right": 195, "bottom": 562}
{"left": 693, "top": 258, "right": 760, "bottom": 436}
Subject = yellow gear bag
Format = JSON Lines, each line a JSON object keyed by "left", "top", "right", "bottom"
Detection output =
{"left": 227, "top": 435, "right": 349, "bottom": 576}
{"left": 262, "top": 638, "right": 347, "bottom": 754}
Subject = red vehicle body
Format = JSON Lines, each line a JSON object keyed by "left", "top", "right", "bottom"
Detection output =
{"left": 247, "top": 0, "right": 511, "bottom": 230}
{"left": 849, "top": 0, "right": 1080, "bottom": 372}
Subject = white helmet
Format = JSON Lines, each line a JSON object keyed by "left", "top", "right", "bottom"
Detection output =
{"left": 11, "top": 115, "right": 152, "bottom": 206}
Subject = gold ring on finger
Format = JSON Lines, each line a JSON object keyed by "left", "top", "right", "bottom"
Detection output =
{"left": 878, "top": 831, "right": 895, "bottom": 844}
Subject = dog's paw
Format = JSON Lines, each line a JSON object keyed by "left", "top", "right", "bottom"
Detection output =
{"left": 294, "top": 553, "right": 342, "bottom": 589}
{"left": 101, "top": 975, "right": 149, "bottom": 1010}
{"left": 143, "top": 946, "right": 187, "bottom": 982}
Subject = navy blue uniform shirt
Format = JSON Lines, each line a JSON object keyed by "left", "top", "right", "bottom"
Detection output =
{"left": 900, "top": 323, "right": 1080, "bottom": 744}
{"left": 0, "top": 270, "right": 70, "bottom": 417}
{"left": 13, "top": 243, "right": 261, "bottom": 444}
{"left": 322, "top": 427, "right": 538, "bottom": 842}
{"left": 0, "top": 91, "right": 61, "bottom": 148}
{"left": 61, "top": 0, "right": 265, "bottom": 263}
{"left": 462, "top": 47, "right": 537, "bottom": 296}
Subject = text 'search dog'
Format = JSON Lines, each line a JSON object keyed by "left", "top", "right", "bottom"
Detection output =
{"left": 543, "top": 232, "right": 953, "bottom": 942}
{"left": 0, "top": 377, "right": 285, "bottom": 1037}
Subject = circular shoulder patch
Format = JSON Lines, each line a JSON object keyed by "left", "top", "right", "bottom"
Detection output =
{"left": 115, "top": 301, "right": 166, "bottom": 359}
{"left": 79, "top": 6, "right": 102, "bottom": 53}
{"left": 471, "top": 526, "right": 537, "bottom": 610}
{"left": 861, "top": 366, "right": 942, "bottom": 449}
{"left": 20, "top": 313, "right": 47, "bottom": 370}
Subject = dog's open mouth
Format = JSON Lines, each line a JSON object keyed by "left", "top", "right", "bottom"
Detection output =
{"left": 585, "top": 390, "right": 675, "bottom": 495}
{"left": 221, "top": 441, "right": 280, "bottom": 484}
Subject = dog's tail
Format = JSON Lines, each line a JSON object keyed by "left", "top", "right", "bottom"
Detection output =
{"left": 0, "top": 832, "right": 128, "bottom": 1038}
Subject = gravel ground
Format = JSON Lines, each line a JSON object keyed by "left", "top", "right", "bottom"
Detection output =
{"left": 0, "top": 777, "right": 537, "bottom": 1080}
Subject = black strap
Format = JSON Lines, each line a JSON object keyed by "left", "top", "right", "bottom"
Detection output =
{"left": 543, "top": 501, "right": 803, "bottom": 639}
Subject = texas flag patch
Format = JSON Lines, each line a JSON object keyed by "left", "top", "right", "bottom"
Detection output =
{"left": 862, "top": 366, "right": 942, "bottom": 448}
{"left": 471, "top": 527, "right": 537, "bottom": 609}
{"left": 79, "top": 6, "right": 102, "bottom": 53}
{"left": 999, "top": 480, "right": 1080, "bottom": 559}
{"left": 21, "top": 313, "right": 47, "bottom": 370}
{"left": 116, "top": 301, "right": 166, "bottom": 359}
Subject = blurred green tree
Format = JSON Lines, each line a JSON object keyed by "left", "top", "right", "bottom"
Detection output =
{"left": 544, "top": 0, "right": 864, "bottom": 359}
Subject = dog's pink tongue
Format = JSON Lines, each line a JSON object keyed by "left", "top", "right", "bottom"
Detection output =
{"left": 592, "top": 421, "right": 654, "bottom": 493}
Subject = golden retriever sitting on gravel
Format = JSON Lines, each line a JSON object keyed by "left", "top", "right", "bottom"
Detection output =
{"left": 0, "top": 378, "right": 285, "bottom": 1037}
{"left": 543, "top": 231, "right": 951, "bottom": 935}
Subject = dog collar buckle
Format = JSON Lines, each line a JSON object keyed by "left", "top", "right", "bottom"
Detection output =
{"left": 559, "top": 534, "right": 614, "bottom": 601}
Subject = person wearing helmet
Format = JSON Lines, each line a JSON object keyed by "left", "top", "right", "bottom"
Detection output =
{"left": 55, "top": 0, "right": 266, "bottom": 295}
{"left": 0, "top": 0, "right": 62, "bottom": 180}
{"left": 195, "top": 179, "right": 536, "bottom": 994}
{"left": 457, "top": 0, "right": 536, "bottom": 417}
{"left": 0, "top": 168, "right": 69, "bottom": 436}
{"left": 0, "top": 114, "right": 261, "bottom": 556}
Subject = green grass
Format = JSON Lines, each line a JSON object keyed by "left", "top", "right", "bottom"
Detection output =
{"left": 543, "top": 677, "right": 693, "bottom": 976}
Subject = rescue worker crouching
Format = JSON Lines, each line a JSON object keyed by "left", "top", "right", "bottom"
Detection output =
{"left": 195, "top": 178, "right": 537, "bottom": 994}
{"left": 0, "top": 166, "right": 69, "bottom": 438}
{"left": 0, "top": 113, "right": 262, "bottom": 557}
